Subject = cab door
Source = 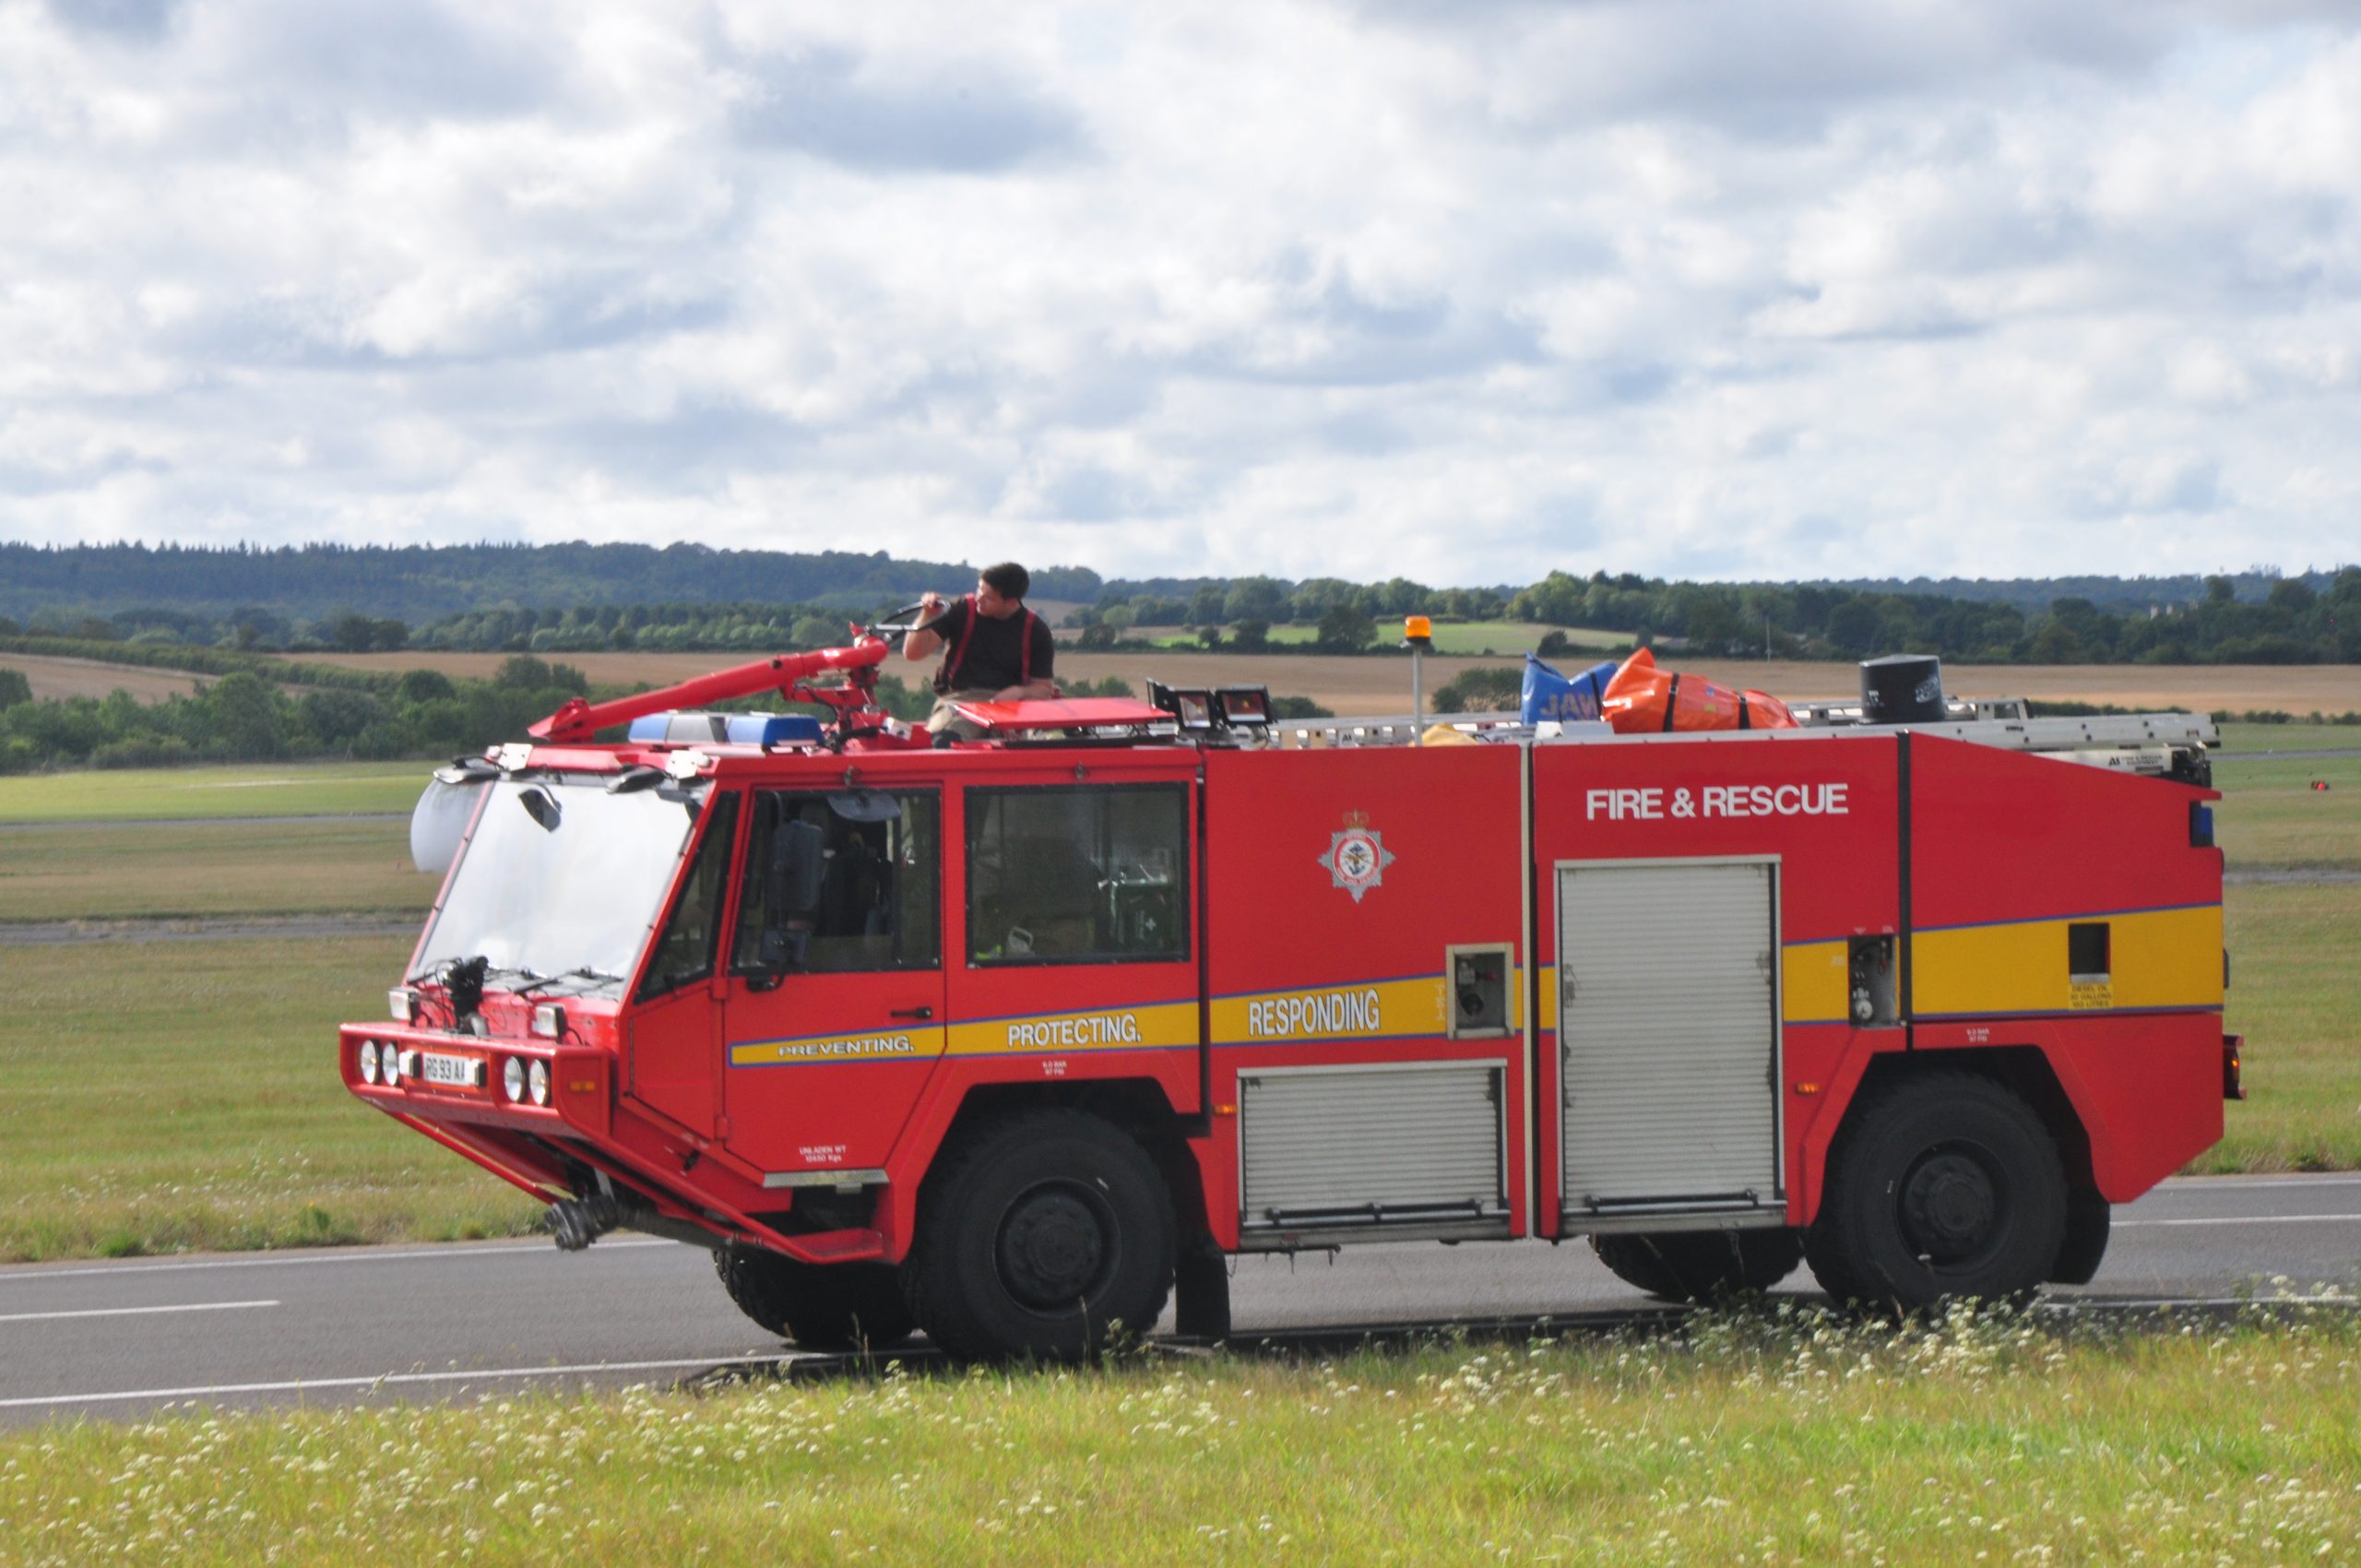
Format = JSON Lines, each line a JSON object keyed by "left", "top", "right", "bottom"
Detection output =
{"left": 719, "top": 786, "right": 948, "bottom": 1180}
{"left": 623, "top": 791, "right": 741, "bottom": 1138}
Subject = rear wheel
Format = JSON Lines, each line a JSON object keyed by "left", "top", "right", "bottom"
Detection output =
{"left": 1804, "top": 1072, "right": 2066, "bottom": 1312}
{"left": 1590, "top": 1228, "right": 1804, "bottom": 1302}
{"left": 904, "top": 1110, "right": 1175, "bottom": 1361}
{"left": 714, "top": 1247, "right": 914, "bottom": 1351}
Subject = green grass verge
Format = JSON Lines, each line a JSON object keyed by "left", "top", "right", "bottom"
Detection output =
{"left": 2208, "top": 880, "right": 2361, "bottom": 1173}
{"left": 0, "top": 937, "right": 539, "bottom": 1262}
{"left": 0, "top": 735, "right": 2347, "bottom": 1262}
{"left": 0, "top": 760, "right": 430, "bottom": 824}
{"left": 2215, "top": 721, "right": 2361, "bottom": 754}
{"left": 0, "top": 881, "right": 2347, "bottom": 1262}
{"left": 0, "top": 818, "right": 436, "bottom": 923}
{"left": 2213, "top": 751, "right": 2361, "bottom": 871}
{"left": 5, "top": 1312, "right": 2359, "bottom": 1563}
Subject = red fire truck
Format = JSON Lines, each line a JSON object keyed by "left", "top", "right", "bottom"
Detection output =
{"left": 339, "top": 625, "right": 2238, "bottom": 1360}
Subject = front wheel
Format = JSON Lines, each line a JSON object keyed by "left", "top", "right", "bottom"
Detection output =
{"left": 904, "top": 1111, "right": 1175, "bottom": 1361}
{"left": 1803, "top": 1072, "right": 2067, "bottom": 1312}
{"left": 714, "top": 1247, "right": 915, "bottom": 1352}
{"left": 1591, "top": 1228, "right": 1803, "bottom": 1303}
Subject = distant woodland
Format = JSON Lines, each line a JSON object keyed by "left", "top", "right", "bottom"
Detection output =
{"left": 0, "top": 542, "right": 2350, "bottom": 666}
{"left": 1, "top": 541, "right": 2356, "bottom": 771}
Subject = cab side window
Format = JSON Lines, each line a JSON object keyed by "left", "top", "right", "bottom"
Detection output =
{"left": 732, "top": 791, "right": 941, "bottom": 975}
{"left": 639, "top": 793, "right": 741, "bottom": 1000}
{"left": 966, "top": 785, "right": 1188, "bottom": 965}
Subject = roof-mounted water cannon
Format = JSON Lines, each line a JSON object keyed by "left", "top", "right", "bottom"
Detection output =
{"left": 526, "top": 637, "right": 897, "bottom": 747}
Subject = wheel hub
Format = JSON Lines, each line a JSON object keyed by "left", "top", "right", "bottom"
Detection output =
{"left": 997, "top": 1184, "right": 1109, "bottom": 1310}
{"left": 1899, "top": 1150, "right": 1999, "bottom": 1265}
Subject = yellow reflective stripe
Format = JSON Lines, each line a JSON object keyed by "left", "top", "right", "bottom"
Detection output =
{"left": 730, "top": 1028, "right": 943, "bottom": 1067}
{"left": 1782, "top": 940, "right": 1851, "bottom": 1024}
{"left": 1209, "top": 975, "right": 1449, "bottom": 1044}
{"left": 1912, "top": 905, "right": 2224, "bottom": 1017}
{"left": 946, "top": 1001, "right": 1199, "bottom": 1058}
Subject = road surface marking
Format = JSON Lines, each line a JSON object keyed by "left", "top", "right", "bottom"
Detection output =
{"left": 0, "top": 1354, "right": 804, "bottom": 1411}
{"left": 2116, "top": 1214, "right": 2361, "bottom": 1229}
{"left": 0, "top": 1300, "right": 279, "bottom": 1324}
{"left": 0, "top": 1238, "right": 675, "bottom": 1282}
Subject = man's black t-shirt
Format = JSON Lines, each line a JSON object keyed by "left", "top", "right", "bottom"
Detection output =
{"left": 932, "top": 598, "right": 1056, "bottom": 693}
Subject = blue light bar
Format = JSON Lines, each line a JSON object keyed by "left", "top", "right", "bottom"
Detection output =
{"left": 727, "top": 714, "right": 823, "bottom": 746}
{"left": 624, "top": 711, "right": 824, "bottom": 746}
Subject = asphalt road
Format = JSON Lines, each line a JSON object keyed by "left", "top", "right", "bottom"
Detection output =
{"left": 5, "top": 1173, "right": 2356, "bottom": 1428}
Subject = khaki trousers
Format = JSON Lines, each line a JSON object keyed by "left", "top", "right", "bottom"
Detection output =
{"left": 925, "top": 687, "right": 1003, "bottom": 741}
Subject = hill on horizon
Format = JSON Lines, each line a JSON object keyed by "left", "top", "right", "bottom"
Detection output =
{"left": 0, "top": 540, "right": 2343, "bottom": 631}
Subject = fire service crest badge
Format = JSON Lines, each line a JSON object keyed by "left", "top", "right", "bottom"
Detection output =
{"left": 1319, "top": 812, "right": 1395, "bottom": 903}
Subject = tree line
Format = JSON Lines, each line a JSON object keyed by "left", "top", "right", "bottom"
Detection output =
{"left": 0, "top": 540, "right": 1106, "bottom": 629}
{"left": 13, "top": 565, "right": 2355, "bottom": 666}
{"left": 0, "top": 648, "right": 1182, "bottom": 775}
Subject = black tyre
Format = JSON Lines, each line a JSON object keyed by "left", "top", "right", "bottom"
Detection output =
{"left": 714, "top": 1246, "right": 915, "bottom": 1352}
{"left": 1804, "top": 1072, "right": 2067, "bottom": 1312}
{"left": 2049, "top": 1186, "right": 2111, "bottom": 1285}
{"left": 1590, "top": 1228, "right": 1804, "bottom": 1302}
{"left": 904, "top": 1111, "right": 1175, "bottom": 1361}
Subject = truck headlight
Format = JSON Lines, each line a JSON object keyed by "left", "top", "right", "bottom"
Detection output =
{"left": 382, "top": 1045, "right": 402, "bottom": 1085}
{"left": 504, "top": 1056, "right": 527, "bottom": 1102}
{"left": 528, "top": 1059, "right": 551, "bottom": 1106}
{"left": 360, "top": 1040, "right": 381, "bottom": 1084}
{"left": 530, "top": 1004, "right": 564, "bottom": 1039}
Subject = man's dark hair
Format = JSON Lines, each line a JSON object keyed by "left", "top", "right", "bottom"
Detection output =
{"left": 980, "top": 562, "right": 1029, "bottom": 600}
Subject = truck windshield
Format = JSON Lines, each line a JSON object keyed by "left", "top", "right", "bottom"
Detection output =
{"left": 414, "top": 778, "right": 701, "bottom": 994}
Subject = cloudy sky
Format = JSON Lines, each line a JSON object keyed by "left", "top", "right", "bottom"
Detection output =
{"left": 4, "top": 1, "right": 2357, "bottom": 586}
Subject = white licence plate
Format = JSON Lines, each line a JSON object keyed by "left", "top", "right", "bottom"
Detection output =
{"left": 420, "top": 1051, "right": 482, "bottom": 1088}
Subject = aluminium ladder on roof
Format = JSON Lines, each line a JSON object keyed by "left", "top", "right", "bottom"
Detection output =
{"left": 1272, "top": 709, "right": 2219, "bottom": 779}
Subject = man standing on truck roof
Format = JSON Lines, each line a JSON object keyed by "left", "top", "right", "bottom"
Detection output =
{"left": 904, "top": 561, "right": 1058, "bottom": 741}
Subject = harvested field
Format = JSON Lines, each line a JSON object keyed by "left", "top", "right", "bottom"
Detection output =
{"left": 0, "top": 652, "right": 203, "bottom": 704}
{"left": 278, "top": 648, "right": 2361, "bottom": 718}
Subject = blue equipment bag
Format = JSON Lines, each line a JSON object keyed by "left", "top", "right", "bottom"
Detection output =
{"left": 1520, "top": 654, "right": 1619, "bottom": 724}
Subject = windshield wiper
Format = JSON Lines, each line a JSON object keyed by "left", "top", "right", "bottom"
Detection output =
{"left": 516, "top": 967, "right": 626, "bottom": 994}
{"left": 404, "top": 957, "right": 544, "bottom": 987}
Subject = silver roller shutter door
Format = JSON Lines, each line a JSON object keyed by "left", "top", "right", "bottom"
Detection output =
{"left": 1240, "top": 1063, "right": 1506, "bottom": 1229}
{"left": 1560, "top": 861, "right": 1780, "bottom": 1212}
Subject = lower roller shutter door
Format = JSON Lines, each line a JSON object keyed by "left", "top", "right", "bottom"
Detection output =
{"left": 1559, "top": 860, "right": 1780, "bottom": 1216}
{"left": 1239, "top": 1062, "right": 1506, "bottom": 1231}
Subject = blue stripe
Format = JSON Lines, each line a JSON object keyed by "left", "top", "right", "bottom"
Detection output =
{"left": 1914, "top": 900, "right": 2221, "bottom": 935}
{"left": 730, "top": 1042, "right": 1198, "bottom": 1071}
{"left": 1215, "top": 1031, "right": 1453, "bottom": 1051}
{"left": 1911, "top": 1004, "right": 2225, "bottom": 1022}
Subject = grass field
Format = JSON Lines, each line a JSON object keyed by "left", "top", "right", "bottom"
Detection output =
{"left": 1, "top": 651, "right": 205, "bottom": 704}
{"left": 0, "top": 935, "right": 540, "bottom": 1261}
{"left": 0, "top": 818, "right": 433, "bottom": 922}
{"left": 2215, "top": 721, "right": 2361, "bottom": 754}
{"left": 4, "top": 1310, "right": 2358, "bottom": 1563}
{"left": 2209, "top": 881, "right": 2361, "bottom": 1172}
{"left": 0, "top": 740, "right": 2349, "bottom": 1258}
{"left": 2212, "top": 749, "right": 2361, "bottom": 871}
{"left": 0, "top": 761, "right": 426, "bottom": 824}
{"left": 0, "top": 872, "right": 2333, "bottom": 1264}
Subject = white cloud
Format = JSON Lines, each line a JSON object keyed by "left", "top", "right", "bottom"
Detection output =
{"left": 2, "top": 0, "right": 2358, "bottom": 583}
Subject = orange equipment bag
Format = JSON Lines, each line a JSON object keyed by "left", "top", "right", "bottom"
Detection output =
{"left": 1599, "top": 647, "right": 1797, "bottom": 734}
